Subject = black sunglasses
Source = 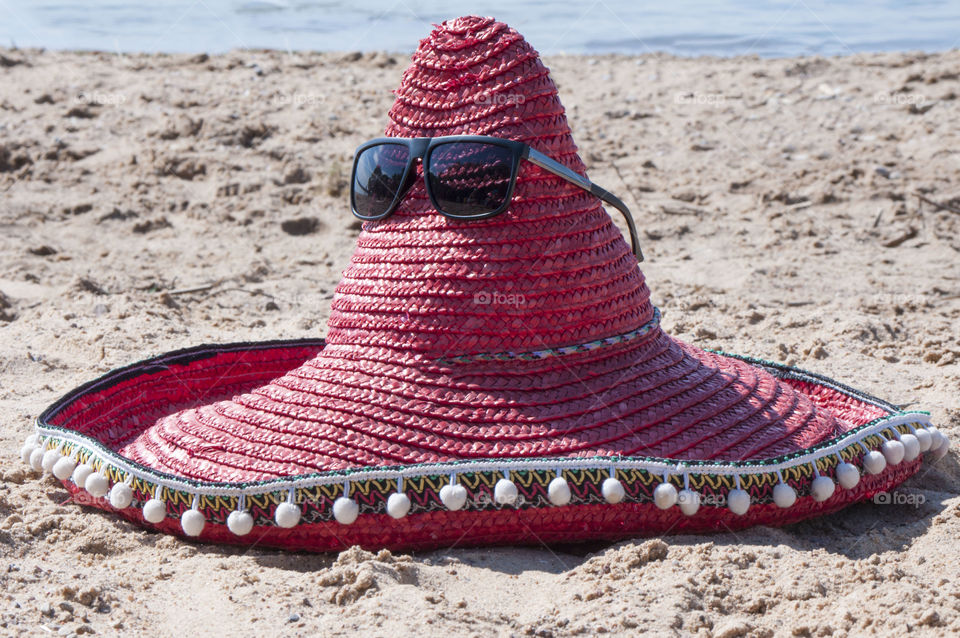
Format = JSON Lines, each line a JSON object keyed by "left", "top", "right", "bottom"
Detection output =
{"left": 350, "top": 135, "right": 643, "bottom": 261}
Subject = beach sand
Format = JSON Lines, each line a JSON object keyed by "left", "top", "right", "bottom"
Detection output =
{"left": 0, "top": 47, "right": 958, "bottom": 637}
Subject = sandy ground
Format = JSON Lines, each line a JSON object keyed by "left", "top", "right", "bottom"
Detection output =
{"left": 0, "top": 46, "right": 958, "bottom": 637}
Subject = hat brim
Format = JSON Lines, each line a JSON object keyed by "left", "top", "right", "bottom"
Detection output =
{"left": 29, "top": 338, "right": 940, "bottom": 551}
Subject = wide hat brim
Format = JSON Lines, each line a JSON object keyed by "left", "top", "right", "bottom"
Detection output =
{"left": 24, "top": 336, "right": 946, "bottom": 552}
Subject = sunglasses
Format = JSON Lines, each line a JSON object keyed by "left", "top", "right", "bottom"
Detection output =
{"left": 350, "top": 135, "right": 643, "bottom": 261}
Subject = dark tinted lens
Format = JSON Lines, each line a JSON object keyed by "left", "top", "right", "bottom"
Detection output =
{"left": 426, "top": 142, "right": 514, "bottom": 217}
{"left": 352, "top": 143, "right": 410, "bottom": 219}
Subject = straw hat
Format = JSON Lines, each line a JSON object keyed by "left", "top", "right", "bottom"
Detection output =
{"left": 21, "top": 16, "right": 949, "bottom": 551}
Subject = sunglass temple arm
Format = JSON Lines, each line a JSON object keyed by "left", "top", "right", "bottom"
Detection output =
{"left": 525, "top": 147, "right": 644, "bottom": 262}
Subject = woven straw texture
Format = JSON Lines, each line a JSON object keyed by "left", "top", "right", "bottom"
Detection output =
{"left": 31, "top": 16, "right": 935, "bottom": 550}
{"left": 116, "top": 16, "right": 877, "bottom": 480}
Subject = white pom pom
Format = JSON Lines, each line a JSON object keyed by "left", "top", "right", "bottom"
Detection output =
{"left": 72, "top": 463, "right": 94, "bottom": 487}
{"left": 20, "top": 443, "right": 36, "bottom": 465}
{"left": 863, "top": 450, "right": 887, "bottom": 475}
{"left": 109, "top": 483, "right": 133, "bottom": 509}
{"left": 275, "top": 502, "right": 300, "bottom": 528}
{"left": 494, "top": 478, "right": 518, "bottom": 506}
{"left": 227, "top": 510, "right": 254, "bottom": 536}
{"left": 727, "top": 489, "right": 750, "bottom": 515}
{"left": 601, "top": 477, "right": 625, "bottom": 504}
{"left": 24, "top": 434, "right": 39, "bottom": 448}
{"left": 900, "top": 434, "right": 920, "bottom": 462}
{"left": 836, "top": 462, "right": 860, "bottom": 490}
{"left": 386, "top": 493, "right": 411, "bottom": 519}
{"left": 180, "top": 509, "right": 205, "bottom": 536}
{"left": 928, "top": 427, "right": 946, "bottom": 450}
{"left": 677, "top": 489, "right": 700, "bottom": 516}
{"left": 881, "top": 440, "right": 905, "bottom": 466}
{"left": 53, "top": 456, "right": 77, "bottom": 480}
{"left": 915, "top": 428, "right": 932, "bottom": 452}
{"left": 85, "top": 472, "right": 109, "bottom": 498}
{"left": 653, "top": 482, "right": 678, "bottom": 510}
{"left": 930, "top": 428, "right": 950, "bottom": 461}
{"left": 29, "top": 448, "right": 44, "bottom": 473}
{"left": 810, "top": 476, "right": 835, "bottom": 502}
{"left": 547, "top": 477, "right": 571, "bottom": 506}
{"left": 142, "top": 498, "right": 166, "bottom": 523}
{"left": 933, "top": 437, "right": 951, "bottom": 461}
{"left": 439, "top": 484, "right": 467, "bottom": 511}
{"left": 332, "top": 497, "right": 359, "bottom": 525}
{"left": 773, "top": 483, "right": 796, "bottom": 508}
{"left": 41, "top": 449, "right": 60, "bottom": 475}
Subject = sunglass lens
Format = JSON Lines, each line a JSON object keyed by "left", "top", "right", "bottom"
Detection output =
{"left": 427, "top": 142, "right": 514, "bottom": 217}
{"left": 352, "top": 143, "right": 410, "bottom": 219}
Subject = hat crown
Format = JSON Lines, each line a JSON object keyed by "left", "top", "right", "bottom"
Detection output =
{"left": 327, "top": 16, "right": 653, "bottom": 357}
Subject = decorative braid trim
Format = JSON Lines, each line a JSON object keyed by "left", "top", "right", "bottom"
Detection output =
{"left": 437, "top": 308, "right": 661, "bottom": 364}
{"left": 30, "top": 411, "right": 936, "bottom": 530}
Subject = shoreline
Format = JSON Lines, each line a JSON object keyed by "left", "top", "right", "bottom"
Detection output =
{"left": 3, "top": 44, "right": 959, "bottom": 62}
{"left": 1, "top": 47, "right": 958, "bottom": 636}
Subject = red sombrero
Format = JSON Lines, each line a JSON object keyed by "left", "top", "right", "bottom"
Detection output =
{"left": 21, "top": 16, "right": 950, "bottom": 551}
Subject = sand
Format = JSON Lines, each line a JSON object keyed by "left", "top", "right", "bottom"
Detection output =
{"left": 0, "top": 46, "right": 958, "bottom": 637}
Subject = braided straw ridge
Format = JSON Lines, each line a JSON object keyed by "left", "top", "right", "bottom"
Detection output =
{"left": 437, "top": 307, "right": 662, "bottom": 364}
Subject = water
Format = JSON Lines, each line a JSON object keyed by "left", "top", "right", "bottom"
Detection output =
{"left": 2, "top": 0, "right": 958, "bottom": 58}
